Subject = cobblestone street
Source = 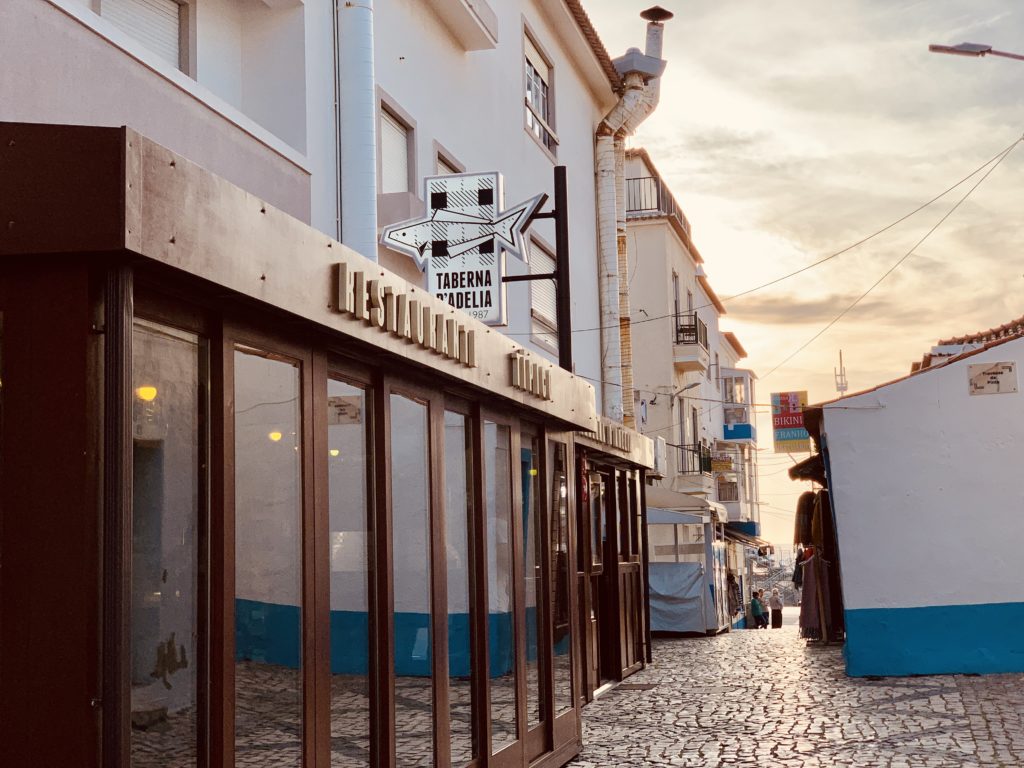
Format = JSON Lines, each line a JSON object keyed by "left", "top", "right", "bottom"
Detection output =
{"left": 572, "top": 622, "right": 1024, "bottom": 767}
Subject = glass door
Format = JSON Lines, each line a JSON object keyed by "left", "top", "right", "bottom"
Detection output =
{"left": 520, "top": 429, "right": 548, "bottom": 760}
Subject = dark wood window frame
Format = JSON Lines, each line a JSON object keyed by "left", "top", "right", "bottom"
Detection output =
{"left": 115, "top": 275, "right": 583, "bottom": 768}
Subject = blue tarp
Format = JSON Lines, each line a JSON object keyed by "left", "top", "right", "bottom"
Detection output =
{"left": 649, "top": 561, "right": 706, "bottom": 634}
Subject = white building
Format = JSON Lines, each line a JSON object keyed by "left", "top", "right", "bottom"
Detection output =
{"left": 818, "top": 331, "right": 1024, "bottom": 676}
{"left": 1, "top": 1, "right": 667, "bottom": 763}
{"left": 3, "top": 0, "right": 669, "bottom": 417}
{"left": 624, "top": 149, "right": 761, "bottom": 526}
{"left": 623, "top": 148, "right": 766, "bottom": 630}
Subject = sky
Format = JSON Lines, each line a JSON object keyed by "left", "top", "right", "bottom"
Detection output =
{"left": 587, "top": 1, "right": 1024, "bottom": 547}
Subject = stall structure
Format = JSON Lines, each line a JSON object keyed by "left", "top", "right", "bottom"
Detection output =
{"left": 0, "top": 123, "right": 612, "bottom": 768}
{"left": 644, "top": 489, "right": 732, "bottom": 635}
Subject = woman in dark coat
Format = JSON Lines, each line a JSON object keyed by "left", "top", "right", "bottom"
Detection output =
{"left": 769, "top": 588, "right": 784, "bottom": 629}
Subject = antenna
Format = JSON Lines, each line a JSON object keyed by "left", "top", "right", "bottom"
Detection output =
{"left": 834, "top": 350, "right": 848, "bottom": 395}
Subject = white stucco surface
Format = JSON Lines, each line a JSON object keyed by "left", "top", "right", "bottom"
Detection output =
{"left": 823, "top": 337, "right": 1024, "bottom": 611}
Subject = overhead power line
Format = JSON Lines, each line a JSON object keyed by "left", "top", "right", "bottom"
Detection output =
{"left": 759, "top": 137, "right": 1021, "bottom": 379}
{"left": 511, "top": 135, "right": 1023, "bottom": 340}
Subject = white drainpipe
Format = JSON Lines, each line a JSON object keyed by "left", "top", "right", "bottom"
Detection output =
{"left": 596, "top": 14, "right": 669, "bottom": 424}
{"left": 336, "top": 0, "right": 379, "bottom": 262}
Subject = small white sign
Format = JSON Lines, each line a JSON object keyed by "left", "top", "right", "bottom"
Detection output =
{"left": 380, "top": 172, "right": 544, "bottom": 326}
{"left": 968, "top": 362, "right": 1018, "bottom": 396}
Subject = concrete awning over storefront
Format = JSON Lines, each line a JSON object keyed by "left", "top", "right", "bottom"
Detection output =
{"left": 647, "top": 507, "right": 706, "bottom": 526}
{"left": 645, "top": 486, "right": 727, "bottom": 520}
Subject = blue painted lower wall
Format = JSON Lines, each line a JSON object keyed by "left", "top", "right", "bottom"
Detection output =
{"left": 236, "top": 599, "right": 548, "bottom": 677}
{"left": 845, "top": 602, "right": 1024, "bottom": 677}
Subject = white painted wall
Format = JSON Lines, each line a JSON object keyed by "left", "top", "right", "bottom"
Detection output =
{"left": 626, "top": 167, "right": 761, "bottom": 523}
{"left": 823, "top": 337, "right": 1024, "bottom": 611}
{"left": 3, "top": 0, "right": 311, "bottom": 220}
{"left": 351, "top": 0, "right": 616, "bottom": 407}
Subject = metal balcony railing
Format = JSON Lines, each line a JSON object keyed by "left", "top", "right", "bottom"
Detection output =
{"left": 625, "top": 176, "right": 692, "bottom": 236}
{"left": 675, "top": 312, "right": 709, "bottom": 349}
{"left": 679, "top": 443, "right": 712, "bottom": 475}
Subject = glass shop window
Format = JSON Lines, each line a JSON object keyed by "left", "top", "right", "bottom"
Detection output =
{"left": 521, "top": 430, "right": 544, "bottom": 730}
{"left": 390, "top": 394, "right": 434, "bottom": 768}
{"left": 130, "top": 319, "right": 207, "bottom": 767}
{"left": 233, "top": 346, "right": 304, "bottom": 767}
{"left": 445, "top": 410, "right": 477, "bottom": 764}
{"left": 484, "top": 420, "right": 517, "bottom": 753}
{"left": 327, "top": 378, "right": 372, "bottom": 767}
{"left": 589, "top": 473, "right": 604, "bottom": 568}
{"left": 548, "top": 441, "right": 573, "bottom": 716}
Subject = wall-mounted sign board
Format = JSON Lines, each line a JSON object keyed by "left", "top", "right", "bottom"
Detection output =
{"left": 968, "top": 362, "right": 1018, "bottom": 396}
{"left": 771, "top": 390, "right": 811, "bottom": 453}
{"left": 380, "top": 172, "right": 543, "bottom": 326}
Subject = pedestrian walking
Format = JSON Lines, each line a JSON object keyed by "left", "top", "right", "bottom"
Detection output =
{"left": 769, "top": 588, "right": 784, "bottom": 629}
{"left": 750, "top": 591, "right": 766, "bottom": 629}
{"left": 757, "top": 590, "right": 770, "bottom": 628}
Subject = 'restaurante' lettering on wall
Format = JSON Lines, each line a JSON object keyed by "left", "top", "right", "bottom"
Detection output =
{"left": 510, "top": 350, "right": 553, "bottom": 401}
{"left": 334, "top": 263, "right": 477, "bottom": 368}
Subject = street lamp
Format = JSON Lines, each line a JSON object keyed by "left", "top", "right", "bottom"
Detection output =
{"left": 928, "top": 42, "right": 1024, "bottom": 62}
{"left": 672, "top": 381, "right": 702, "bottom": 398}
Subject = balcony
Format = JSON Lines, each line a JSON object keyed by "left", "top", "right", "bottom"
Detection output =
{"left": 723, "top": 423, "right": 756, "bottom": 442}
{"left": 679, "top": 444, "right": 712, "bottom": 475}
{"left": 673, "top": 312, "right": 710, "bottom": 373}
{"left": 625, "top": 176, "right": 692, "bottom": 236}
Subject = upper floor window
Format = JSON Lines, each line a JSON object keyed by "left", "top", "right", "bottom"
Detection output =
{"left": 529, "top": 239, "right": 558, "bottom": 352}
{"left": 380, "top": 107, "right": 412, "bottom": 194}
{"left": 715, "top": 353, "right": 720, "bottom": 389}
{"left": 101, "top": 0, "right": 185, "bottom": 71}
{"left": 525, "top": 34, "right": 557, "bottom": 153}
{"left": 437, "top": 155, "right": 459, "bottom": 175}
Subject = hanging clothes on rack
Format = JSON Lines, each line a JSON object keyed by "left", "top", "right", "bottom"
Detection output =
{"left": 794, "top": 491, "right": 815, "bottom": 546}
{"left": 792, "top": 546, "right": 805, "bottom": 589}
{"left": 798, "top": 550, "right": 830, "bottom": 640}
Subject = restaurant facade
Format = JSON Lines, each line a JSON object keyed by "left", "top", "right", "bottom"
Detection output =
{"left": 0, "top": 122, "right": 654, "bottom": 768}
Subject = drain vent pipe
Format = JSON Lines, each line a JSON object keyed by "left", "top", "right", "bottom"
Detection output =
{"left": 596, "top": 6, "right": 671, "bottom": 425}
{"left": 337, "top": 0, "right": 379, "bottom": 261}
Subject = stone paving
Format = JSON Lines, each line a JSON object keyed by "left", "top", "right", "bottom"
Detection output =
{"left": 570, "top": 625, "right": 1024, "bottom": 768}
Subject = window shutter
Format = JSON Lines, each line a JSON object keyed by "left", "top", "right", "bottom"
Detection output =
{"left": 437, "top": 156, "right": 458, "bottom": 175}
{"left": 530, "top": 243, "right": 557, "bottom": 325}
{"left": 102, "top": 0, "right": 181, "bottom": 69}
{"left": 524, "top": 35, "right": 550, "bottom": 83}
{"left": 380, "top": 110, "right": 410, "bottom": 194}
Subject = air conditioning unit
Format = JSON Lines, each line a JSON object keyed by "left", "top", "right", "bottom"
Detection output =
{"left": 653, "top": 436, "right": 667, "bottom": 476}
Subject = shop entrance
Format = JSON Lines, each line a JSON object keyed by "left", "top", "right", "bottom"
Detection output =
{"left": 577, "top": 462, "right": 646, "bottom": 702}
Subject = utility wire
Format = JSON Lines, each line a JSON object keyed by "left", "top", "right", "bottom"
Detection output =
{"left": 511, "top": 136, "right": 1022, "bottom": 339}
{"left": 759, "top": 137, "right": 1021, "bottom": 380}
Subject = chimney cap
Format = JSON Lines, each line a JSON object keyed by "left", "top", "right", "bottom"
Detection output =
{"left": 640, "top": 6, "right": 674, "bottom": 23}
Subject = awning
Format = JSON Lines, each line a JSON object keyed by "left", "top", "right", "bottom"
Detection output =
{"left": 788, "top": 452, "right": 825, "bottom": 484}
{"left": 645, "top": 487, "right": 727, "bottom": 519}
{"left": 723, "top": 527, "right": 774, "bottom": 551}
{"left": 647, "top": 507, "right": 707, "bottom": 526}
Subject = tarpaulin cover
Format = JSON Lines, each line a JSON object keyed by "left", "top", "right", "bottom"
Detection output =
{"left": 649, "top": 561, "right": 706, "bottom": 633}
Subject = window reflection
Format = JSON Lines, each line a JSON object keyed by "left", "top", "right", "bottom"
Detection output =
{"left": 234, "top": 347, "right": 303, "bottom": 766}
{"left": 130, "top": 320, "right": 205, "bottom": 768}
{"left": 328, "top": 379, "right": 371, "bottom": 767}
{"left": 522, "top": 433, "right": 544, "bottom": 730}
{"left": 445, "top": 411, "right": 476, "bottom": 765}
{"left": 548, "top": 442, "right": 573, "bottom": 716}
{"left": 390, "top": 394, "right": 434, "bottom": 768}
{"left": 484, "top": 421, "right": 517, "bottom": 752}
